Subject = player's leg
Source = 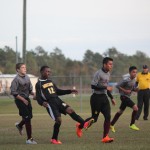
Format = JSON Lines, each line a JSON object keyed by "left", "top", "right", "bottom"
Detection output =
{"left": 51, "top": 117, "right": 62, "bottom": 144}
{"left": 15, "top": 117, "right": 25, "bottom": 135}
{"left": 143, "top": 89, "right": 150, "bottom": 120}
{"left": 136, "top": 91, "right": 144, "bottom": 120}
{"left": 101, "top": 96, "right": 114, "bottom": 143}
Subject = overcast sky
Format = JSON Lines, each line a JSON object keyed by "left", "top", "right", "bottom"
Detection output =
{"left": 1, "top": 0, "right": 150, "bottom": 60}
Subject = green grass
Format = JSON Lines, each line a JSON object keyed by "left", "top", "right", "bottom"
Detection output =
{"left": 0, "top": 95, "right": 150, "bottom": 150}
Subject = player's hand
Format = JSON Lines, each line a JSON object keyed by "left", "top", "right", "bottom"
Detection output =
{"left": 124, "top": 90, "right": 132, "bottom": 94}
{"left": 71, "top": 90, "right": 78, "bottom": 95}
{"left": 111, "top": 99, "right": 116, "bottom": 106}
{"left": 42, "top": 102, "right": 48, "bottom": 108}
{"left": 23, "top": 99, "right": 29, "bottom": 105}
{"left": 107, "top": 86, "right": 113, "bottom": 92}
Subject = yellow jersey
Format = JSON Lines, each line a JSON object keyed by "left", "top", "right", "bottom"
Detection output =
{"left": 136, "top": 72, "right": 150, "bottom": 90}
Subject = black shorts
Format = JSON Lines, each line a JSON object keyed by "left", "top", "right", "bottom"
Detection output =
{"left": 46, "top": 97, "right": 69, "bottom": 121}
{"left": 119, "top": 95, "right": 135, "bottom": 111}
{"left": 90, "top": 93, "right": 111, "bottom": 121}
{"left": 15, "top": 98, "right": 32, "bottom": 120}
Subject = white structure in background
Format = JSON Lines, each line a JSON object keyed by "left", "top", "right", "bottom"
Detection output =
{"left": 0, "top": 74, "right": 38, "bottom": 94}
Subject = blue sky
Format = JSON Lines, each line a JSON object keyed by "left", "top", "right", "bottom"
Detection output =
{"left": 0, "top": 0, "right": 150, "bottom": 60}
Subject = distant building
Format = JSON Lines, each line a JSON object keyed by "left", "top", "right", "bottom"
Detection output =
{"left": 0, "top": 74, "right": 38, "bottom": 94}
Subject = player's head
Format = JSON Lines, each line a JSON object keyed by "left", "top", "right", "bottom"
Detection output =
{"left": 142, "top": 65, "right": 149, "bottom": 74}
{"left": 129, "top": 66, "right": 137, "bottom": 79}
{"left": 102, "top": 57, "right": 113, "bottom": 71}
{"left": 16, "top": 63, "right": 26, "bottom": 75}
{"left": 40, "top": 65, "right": 51, "bottom": 79}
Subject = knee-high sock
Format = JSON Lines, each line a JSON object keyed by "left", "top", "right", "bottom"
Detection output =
{"left": 18, "top": 118, "right": 25, "bottom": 128}
{"left": 52, "top": 123, "right": 61, "bottom": 140}
{"left": 69, "top": 112, "right": 84, "bottom": 128}
{"left": 103, "top": 121, "right": 110, "bottom": 138}
{"left": 111, "top": 112, "right": 121, "bottom": 126}
{"left": 130, "top": 111, "right": 137, "bottom": 125}
{"left": 25, "top": 120, "right": 32, "bottom": 140}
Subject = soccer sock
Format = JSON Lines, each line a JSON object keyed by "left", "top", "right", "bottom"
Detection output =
{"left": 111, "top": 112, "right": 121, "bottom": 126}
{"left": 18, "top": 119, "right": 25, "bottom": 128}
{"left": 103, "top": 121, "right": 110, "bottom": 138}
{"left": 130, "top": 110, "right": 137, "bottom": 125}
{"left": 84, "top": 117, "right": 93, "bottom": 122}
{"left": 25, "top": 120, "right": 32, "bottom": 140}
{"left": 52, "top": 123, "right": 61, "bottom": 140}
{"left": 69, "top": 112, "right": 84, "bottom": 129}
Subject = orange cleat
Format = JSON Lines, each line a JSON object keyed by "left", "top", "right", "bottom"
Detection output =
{"left": 76, "top": 123, "right": 82, "bottom": 137}
{"left": 84, "top": 118, "right": 94, "bottom": 130}
{"left": 50, "top": 139, "right": 62, "bottom": 144}
{"left": 101, "top": 135, "right": 114, "bottom": 143}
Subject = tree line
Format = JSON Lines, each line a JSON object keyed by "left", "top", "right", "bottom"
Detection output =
{"left": 0, "top": 46, "right": 150, "bottom": 77}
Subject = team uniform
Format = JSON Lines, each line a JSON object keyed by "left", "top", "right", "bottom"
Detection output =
{"left": 116, "top": 77, "right": 135, "bottom": 111}
{"left": 10, "top": 74, "right": 33, "bottom": 120}
{"left": 110, "top": 76, "right": 139, "bottom": 132}
{"left": 35, "top": 79, "right": 72, "bottom": 120}
{"left": 136, "top": 72, "right": 150, "bottom": 120}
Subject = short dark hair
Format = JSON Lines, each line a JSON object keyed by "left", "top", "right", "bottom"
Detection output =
{"left": 129, "top": 66, "right": 137, "bottom": 72}
{"left": 40, "top": 65, "right": 50, "bottom": 73}
{"left": 16, "top": 63, "right": 25, "bottom": 71}
{"left": 103, "top": 57, "right": 113, "bottom": 65}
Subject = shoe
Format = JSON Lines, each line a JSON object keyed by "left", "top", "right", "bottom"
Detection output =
{"left": 129, "top": 124, "right": 140, "bottom": 131}
{"left": 110, "top": 125, "right": 116, "bottom": 133}
{"left": 26, "top": 138, "right": 37, "bottom": 144}
{"left": 50, "top": 139, "right": 62, "bottom": 144}
{"left": 15, "top": 122, "right": 23, "bottom": 135}
{"left": 101, "top": 135, "right": 114, "bottom": 143}
{"left": 76, "top": 123, "right": 82, "bottom": 137}
{"left": 143, "top": 117, "right": 148, "bottom": 120}
{"left": 84, "top": 118, "right": 95, "bottom": 130}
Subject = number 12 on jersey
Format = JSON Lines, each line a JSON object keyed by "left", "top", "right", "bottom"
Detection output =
{"left": 48, "top": 87, "right": 55, "bottom": 94}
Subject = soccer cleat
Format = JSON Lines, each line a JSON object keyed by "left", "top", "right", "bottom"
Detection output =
{"left": 50, "top": 139, "right": 62, "bottom": 144}
{"left": 101, "top": 135, "right": 114, "bottom": 143}
{"left": 26, "top": 138, "right": 37, "bottom": 144}
{"left": 76, "top": 123, "right": 82, "bottom": 137}
{"left": 129, "top": 124, "right": 140, "bottom": 131}
{"left": 84, "top": 118, "right": 95, "bottom": 130}
{"left": 110, "top": 125, "right": 116, "bottom": 133}
{"left": 15, "top": 122, "right": 23, "bottom": 135}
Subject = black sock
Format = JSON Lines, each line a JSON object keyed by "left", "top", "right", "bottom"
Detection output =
{"left": 25, "top": 120, "right": 32, "bottom": 140}
{"left": 130, "top": 111, "right": 137, "bottom": 125}
{"left": 103, "top": 121, "right": 110, "bottom": 138}
{"left": 52, "top": 123, "right": 61, "bottom": 140}
{"left": 18, "top": 119, "right": 25, "bottom": 128}
{"left": 111, "top": 112, "right": 121, "bottom": 126}
{"left": 69, "top": 112, "right": 84, "bottom": 128}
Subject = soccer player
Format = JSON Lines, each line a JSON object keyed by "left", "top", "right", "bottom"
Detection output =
{"left": 135, "top": 65, "right": 150, "bottom": 120}
{"left": 110, "top": 66, "right": 139, "bottom": 132}
{"left": 35, "top": 66, "right": 91, "bottom": 144}
{"left": 10, "top": 63, "right": 37, "bottom": 144}
{"left": 83, "top": 57, "right": 116, "bottom": 143}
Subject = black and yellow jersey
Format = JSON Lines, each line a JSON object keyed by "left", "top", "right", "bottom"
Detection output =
{"left": 35, "top": 79, "right": 72, "bottom": 105}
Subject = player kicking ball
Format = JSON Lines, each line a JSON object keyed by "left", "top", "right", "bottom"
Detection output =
{"left": 35, "top": 66, "right": 91, "bottom": 144}
{"left": 110, "top": 66, "right": 139, "bottom": 133}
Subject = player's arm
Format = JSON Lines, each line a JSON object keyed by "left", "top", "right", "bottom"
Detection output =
{"left": 10, "top": 79, "right": 28, "bottom": 105}
{"left": 116, "top": 80, "right": 131, "bottom": 94}
{"left": 35, "top": 82, "right": 47, "bottom": 106}
{"left": 54, "top": 84, "right": 74, "bottom": 95}
{"left": 107, "top": 90, "right": 116, "bottom": 105}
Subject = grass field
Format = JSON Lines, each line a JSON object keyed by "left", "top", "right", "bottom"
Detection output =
{"left": 0, "top": 95, "right": 150, "bottom": 150}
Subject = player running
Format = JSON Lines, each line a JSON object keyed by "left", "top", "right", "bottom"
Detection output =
{"left": 35, "top": 66, "right": 91, "bottom": 144}
{"left": 82, "top": 57, "right": 116, "bottom": 143}
{"left": 110, "top": 66, "right": 139, "bottom": 133}
{"left": 10, "top": 63, "right": 37, "bottom": 144}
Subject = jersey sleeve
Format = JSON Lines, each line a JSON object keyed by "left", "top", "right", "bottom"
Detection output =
{"left": 54, "top": 84, "right": 72, "bottom": 95}
{"left": 35, "top": 82, "right": 45, "bottom": 106}
{"left": 10, "top": 78, "right": 19, "bottom": 97}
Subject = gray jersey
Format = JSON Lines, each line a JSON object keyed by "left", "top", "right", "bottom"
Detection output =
{"left": 116, "top": 77, "right": 135, "bottom": 98}
{"left": 91, "top": 69, "right": 110, "bottom": 94}
{"left": 10, "top": 74, "right": 33, "bottom": 98}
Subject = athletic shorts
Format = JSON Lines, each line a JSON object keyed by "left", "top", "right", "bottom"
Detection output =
{"left": 15, "top": 98, "right": 32, "bottom": 119}
{"left": 46, "top": 97, "right": 69, "bottom": 121}
{"left": 90, "top": 93, "right": 111, "bottom": 121}
{"left": 119, "top": 95, "right": 135, "bottom": 111}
